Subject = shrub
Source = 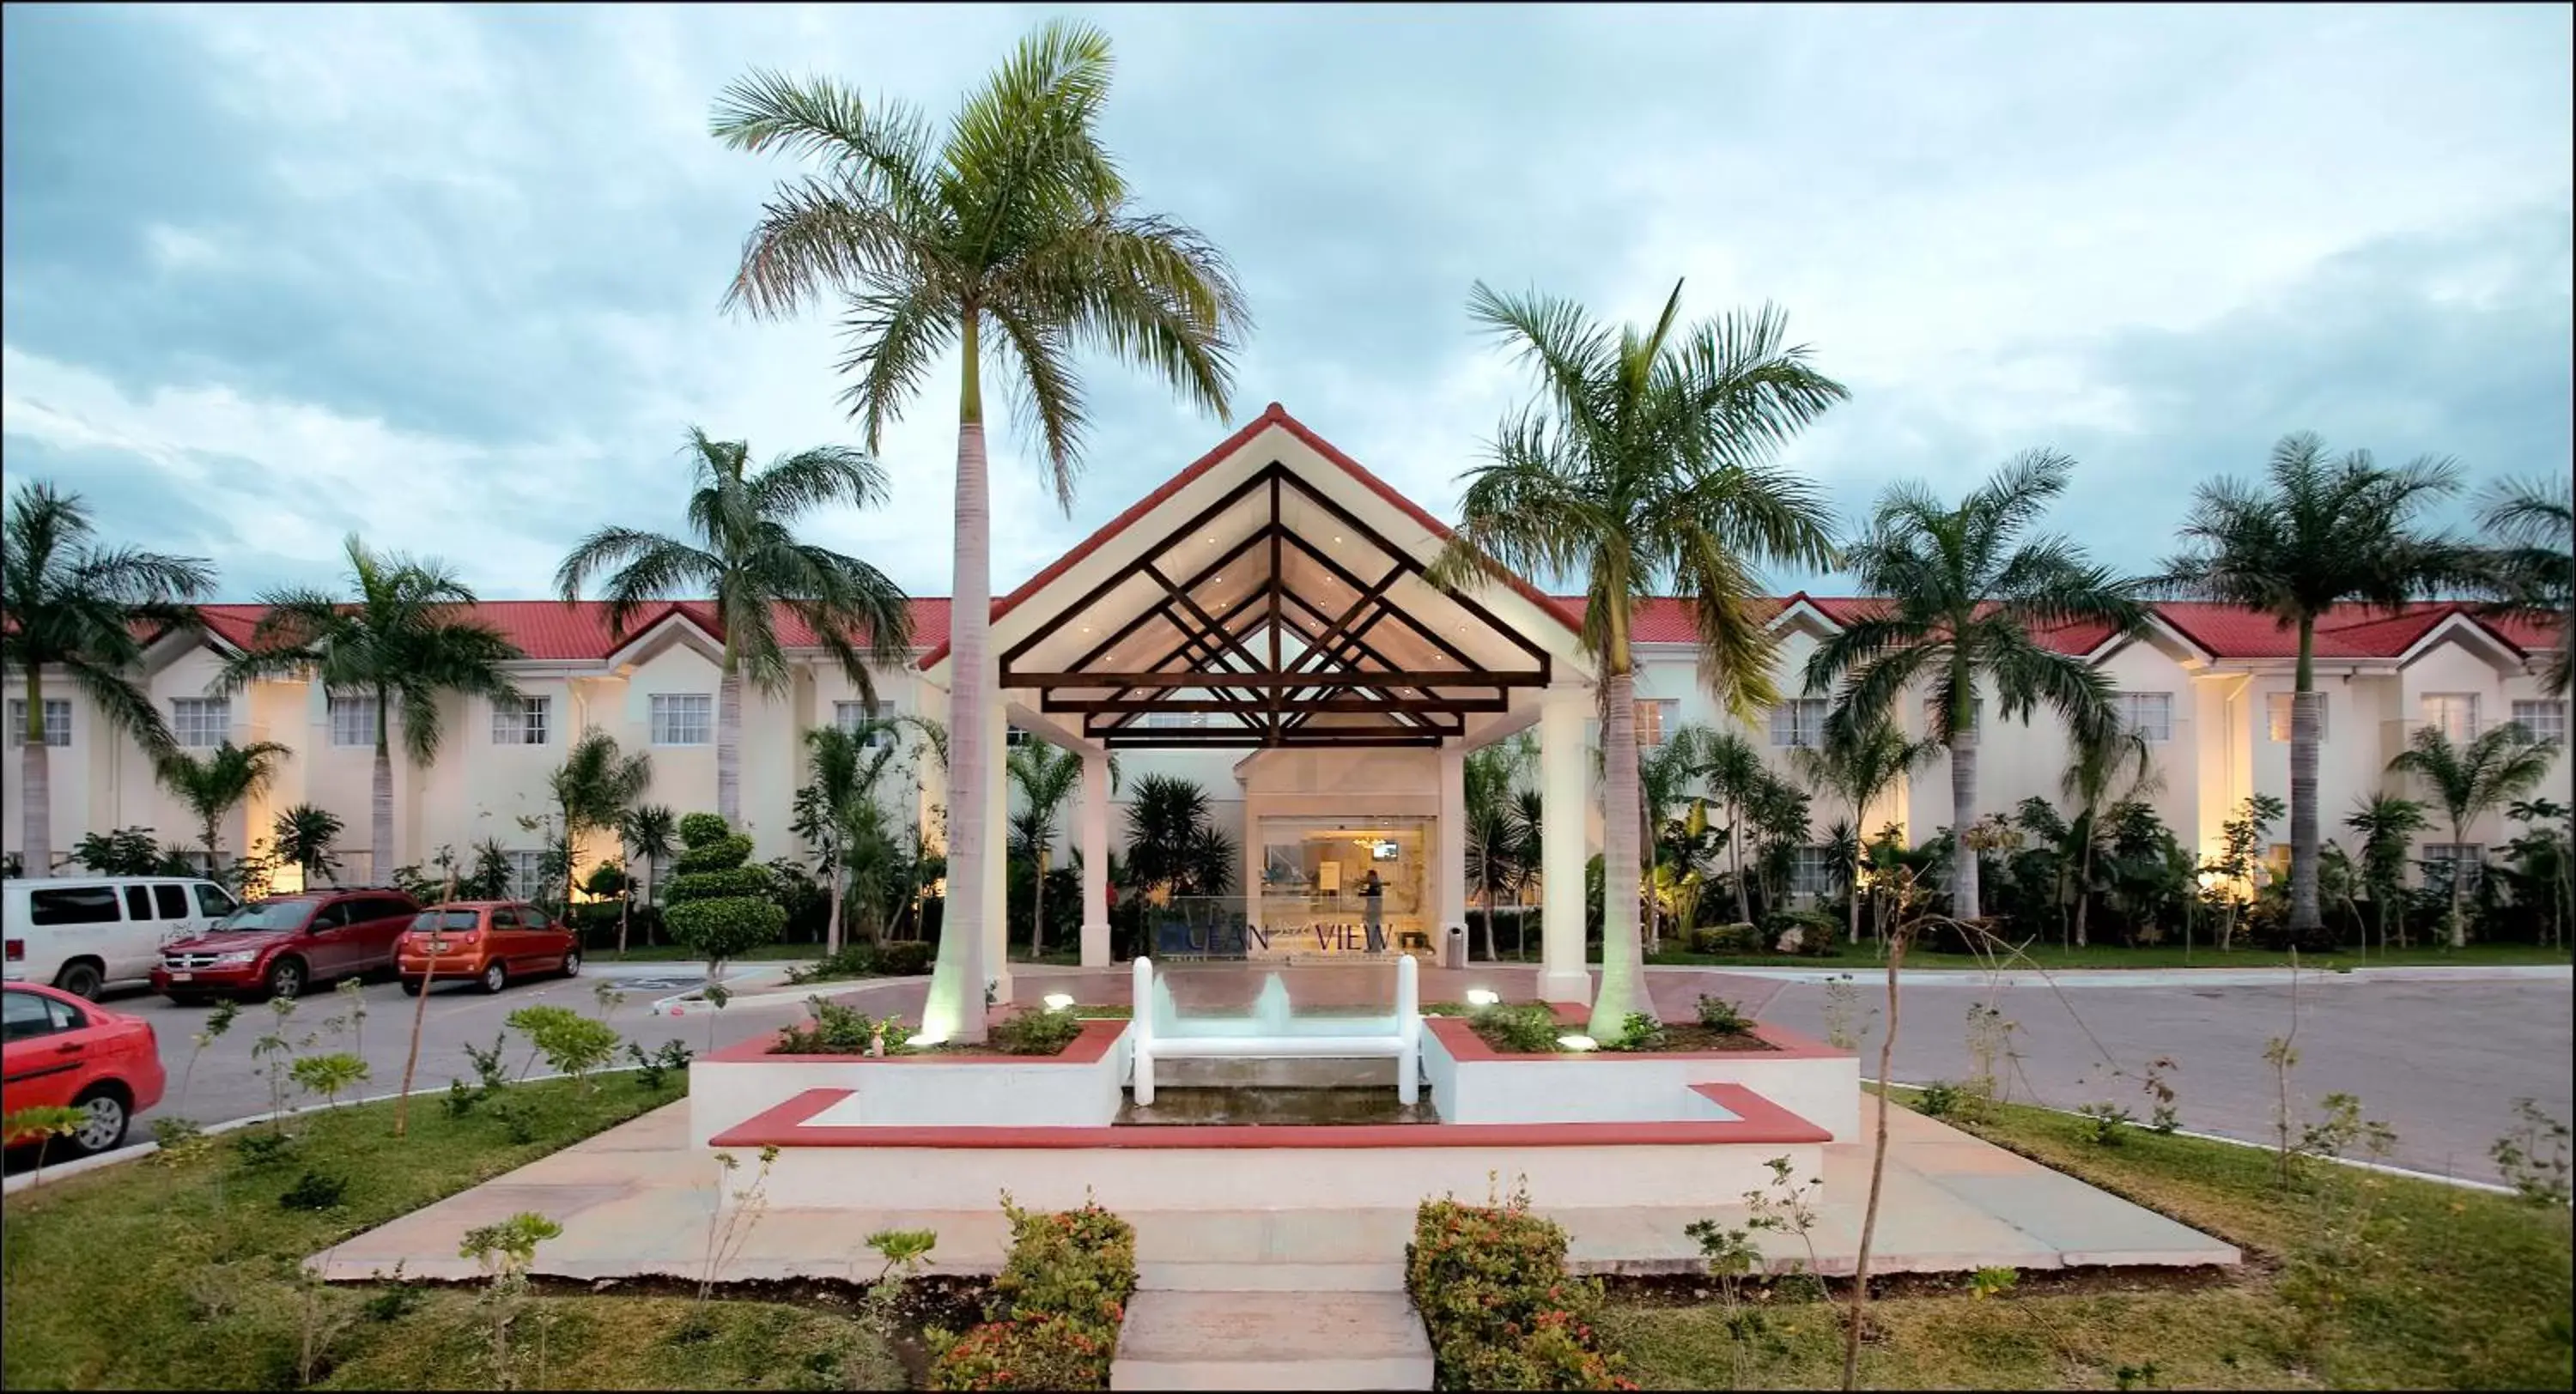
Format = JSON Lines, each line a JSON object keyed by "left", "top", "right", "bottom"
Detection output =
{"left": 989, "top": 1194, "right": 1137, "bottom": 1329}
{"left": 1693, "top": 995, "right": 1753, "bottom": 1034}
{"left": 991, "top": 1006, "right": 1084, "bottom": 1056}
{"left": 672, "top": 833, "right": 758, "bottom": 876}
{"left": 1759, "top": 908, "right": 1841, "bottom": 956}
{"left": 233, "top": 1130, "right": 301, "bottom": 1169}
{"left": 505, "top": 1005, "right": 622, "bottom": 1088}
{"left": 773, "top": 997, "right": 912, "bottom": 1055}
{"left": 664, "top": 816, "right": 787, "bottom": 974}
{"left": 668, "top": 864, "right": 775, "bottom": 902}
{"left": 785, "top": 943, "right": 878, "bottom": 985}
{"left": 1914, "top": 1081, "right": 1969, "bottom": 1118}
{"left": 1688, "top": 923, "right": 1765, "bottom": 955}
{"left": 675, "top": 811, "right": 732, "bottom": 847}
{"left": 1604, "top": 1010, "right": 1667, "bottom": 1052}
{"left": 876, "top": 940, "right": 935, "bottom": 976}
{"left": 625, "top": 1039, "right": 694, "bottom": 1091}
{"left": 1407, "top": 1185, "right": 1629, "bottom": 1391}
{"left": 1472, "top": 1003, "right": 1564, "bottom": 1054}
{"left": 278, "top": 1168, "right": 348, "bottom": 1211}
{"left": 929, "top": 1313, "right": 1114, "bottom": 1391}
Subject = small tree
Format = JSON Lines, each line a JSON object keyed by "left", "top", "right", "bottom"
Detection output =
{"left": 2346, "top": 792, "right": 2432, "bottom": 950}
{"left": 618, "top": 803, "right": 679, "bottom": 954}
{"left": 504, "top": 1005, "right": 622, "bottom": 1091}
{"left": 270, "top": 803, "right": 345, "bottom": 887}
{"left": 155, "top": 740, "right": 293, "bottom": 876}
{"left": 2387, "top": 722, "right": 2562, "bottom": 948}
{"left": 289, "top": 1052, "right": 370, "bottom": 1110}
{"left": 1005, "top": 742, "right": 1084, "bottom": 961}
{"left": 460, "top": 1211, "right": 563, "bottom": 1390}
{"left": 664, "top": 812, "right": 785, "bottom": 980}
{"left": 2204, "top": 794, "right": 2286, "bottom": 951}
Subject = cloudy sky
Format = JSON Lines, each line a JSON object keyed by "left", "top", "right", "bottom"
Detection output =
{"left": 4, "top": 3, "right": 2568, "bottom": 606}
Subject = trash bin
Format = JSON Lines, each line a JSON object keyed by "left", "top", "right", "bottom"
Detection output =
{"left": 1443, "top": 924, "right": 1467, "bottom": 970}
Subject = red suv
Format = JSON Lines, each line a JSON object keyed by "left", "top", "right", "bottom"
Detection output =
{"left": 150, "top": 889, "right": 422, "bottom": 1002}
{"left": 3, "top": 983, "right": 166, "bottom": 1157}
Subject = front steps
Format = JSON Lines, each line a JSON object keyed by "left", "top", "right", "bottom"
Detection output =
{"left": 1109, "top": 1284, "right": 1434, "bottom": 1391}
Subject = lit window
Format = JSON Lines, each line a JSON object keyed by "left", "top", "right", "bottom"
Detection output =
{"left": 2510, "top": 700, "right": 2567, "bottom": 743}
{"left": 2422, "top": 694, "right": 2480, "bottom": 744}
{"left": 1634, "top": 699, "right": 1679, "bottom": 748}
{"left": 2421, "top": 843, "right": 2485, "bottom": 893}
{"left": 170, "top": 698, "right": 229, "bottom": 749}
{"left": 506, "top": 851, "right": 548, "bottom": 900}
{"left": 1769, "top": 699, "right": 1828, "bottom": 749}
{"left": 7, "top": 699, "right": 72, "bottom": 748}
{"left": 649, "top": 694, "right": 711, "bottom": 746}
{"left": 491, "top": 695, "right": 550, "bottom": 746}
{"left": 835, "top": 700, "right": 892, "bottom": 749}
{"left": 2265, "top": 692, "right": 2330, "bottom": 742}
{"left": 2113, "top": 691, "right": 2173, "bottom": 742}
{"left": 328, "top": 694, "right": 378, "bottom": 749}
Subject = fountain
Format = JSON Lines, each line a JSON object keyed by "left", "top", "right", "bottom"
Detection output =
{"left": 1128, "top": 955, "right": 1420, "bottom": 1107}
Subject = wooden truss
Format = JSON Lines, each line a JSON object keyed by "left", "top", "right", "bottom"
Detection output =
{"left": 999, "top": 462, "right": 1551, "bottom": 749}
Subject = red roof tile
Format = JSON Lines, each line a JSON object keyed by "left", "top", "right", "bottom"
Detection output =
{"left": 187, "top": 598, "right": 950, "bottom": 663}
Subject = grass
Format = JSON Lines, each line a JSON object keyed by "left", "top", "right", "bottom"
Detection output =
{"left": 610, "top": 942, "right": 827, "bottom": 964}
{"left": 0, "top": 1076, "right": 901, "bottom": 1391}
{"left": 1604, "top": 1091, "right": 2575, "bottom": 1391}
{"left": 1642, "top": 941, "right": 2573, "bottom": 972}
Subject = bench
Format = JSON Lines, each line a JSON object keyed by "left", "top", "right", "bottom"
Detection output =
{"left": 1128, "top": 955, "right": 1421, "bottom": 1106}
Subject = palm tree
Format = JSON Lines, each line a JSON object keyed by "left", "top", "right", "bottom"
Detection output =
{"left": 1433, "top": 282, "right": 1844, "bottom": 1035}
{"left": 1791, "top": 715, "right": 1937, "bottom": 942}
{"left": 556, "top": 427, "right": 911, "bottom": 828}
{"left": 1631, "top": 724, "right": 1718, "bottom": 952}
{"left": 2158, "top": 434, "right": 2476, "bottom": 940}
{"left": 1463, "top": 733, "right": 1538, "bottom": 961}
{"left": 712, "top": 21, "right": 1249, "bottom": 1046}
{"left": 2476, "top": 475, "right": 2573, "bottom": 696}
{"left": 3, "top": 481, "right": 213, "bottom": 879}
{"left": 155, "top": 741, "right": 292, "bottom": 875}
{"left": 1807, "top": 452, "right": 2150, "bottom": 920}
{"left": 270, "top": 803, "right": 345, "bottom": 888}
{"left": 618, "top": 804, "right": 679, "bottom": 953}
{"left": 550, "top": 728, "right": 653, "bottom": 912}
{"left": 2345, "top": 792, "right": 2431, "bottom": 951}
{"left": 1695, "top": 730, "right": 1772, "bottom": 927}
{"left": 795, "top": 724, "right": 895, "bottom": 956}
{"left": 2059, "top": 726, "right": 2162, "bottom": 949}
{"left": 1005, "top": 742, "right": 1085, "bottom": 960}
{"left": 1124, "top": 773, "right": 1214, "bottom": 901}
{"left": 2385, "top": 722, "right": 2561, "bottom": 948}
{"left": 218, "top": 536, "right": 523, "bottom": 882}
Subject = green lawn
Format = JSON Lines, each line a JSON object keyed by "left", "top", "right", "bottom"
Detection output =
{"left": 1605, "top": 1091, "right": 2576, "bottom": 1390}
{"left": 1642, "top": 942, "right": 2574, "bottom": 972}
{"left": 0, "top": 1078, "right": 902, "bottom": 1391}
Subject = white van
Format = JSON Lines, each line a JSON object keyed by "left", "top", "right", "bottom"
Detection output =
{"left": 2, "top": 876, "right": 241, "bottom": 999}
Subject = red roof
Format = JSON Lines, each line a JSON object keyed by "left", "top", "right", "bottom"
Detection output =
{"left": 2152, "top": 601, "right": 2557, "bottom": 660}
{"left": 191, "top": 598, "right": 948, "bottom": 663}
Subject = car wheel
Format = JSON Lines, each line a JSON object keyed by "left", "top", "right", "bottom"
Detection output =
{"left": 52, "top": 961, "right": 104, "bottom": 1001}
{"left": 265, "top": 958, "right": 307, "bottom": 1000}
{"left": 399, "top": 977, "right": 424, "bottom": 997}
{"left": 479, "top": 961, "right": 507, "bottom": 994}
{"left": 67, "top": 1086, "right": 129, "bottom": 1157}
{"left": 560, "top": 949, "right": 581, "bottom": 979}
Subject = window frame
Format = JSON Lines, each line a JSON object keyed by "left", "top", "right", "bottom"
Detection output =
{"left": 170, "top": 697, "right": 231, "bottom": 749}
{"left": 490, "top": 694, "right": 551, "bottom": 747}
{"left": 1634, "top": 698, "right": 1680, "bottom": 749}
{"left": 2265, "top": 691, "right": 2330, "bottom": 743}
{"left": 647, "top": 693, "right": 712, "bottom": 747}
{"left": 1769, "top": 698, "right": 1828, "bottom": 749}
{"left": 2421, "top": 693, "right": 2481, "bottom": 744}
{"left": 2509, "top": 700, "right": 2567, "bottom": 743}
{"left": 27, "top": 886, "right": 124, "bottom": 926}
{"left": 7, "top": 698, "right": 73, "bottom": 749}
{"left": 2113, "top": 690, "right": 2174, "bottom": 743}
{"left": 833, "top": 699, "right": 894, "bottom": 749}
{"left": 2421, "top": 842, "right": 2486, "bottom": 892}
{"left": 328, "top": 692, "right": 380, "bottom": 749}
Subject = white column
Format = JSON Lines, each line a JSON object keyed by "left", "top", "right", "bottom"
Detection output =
{"left": 1539, "top": 685, "right": 1592, "bottom": 1003}
{"left": 984, "top": 695, "right": 1012, "bottom": 1005}
{"left": 1242, "top": 797, "right": 1262, "bottom": 934}
{"left": 1080, "top": 748, "right": 1111, "bottom": 967}
{"left": 1437, "top": 742, "right": 1468, "bottom": 954}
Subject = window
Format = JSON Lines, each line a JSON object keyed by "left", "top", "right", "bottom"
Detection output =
{"left": 649, "top": 694, "right": 711, "bottom": 746}
{"left": 1005, "top": 725, "right": 1033, "bottom": 748}
{"left": 2112, "top": 691, "right": 2173, "bottom": 742}
{"left": 504, "top": 852, "right": 547, "bottom": 900}
{"left": 2, "top": 991, "right": 58, "bottom": 1044}
{"left": 27, "top": 886, "right": 122, "bottom": 926}
{"left": 329, "top": 693, "right": 378, "bottom": 748}
{"left": 2422, "top": 843, "right": 2485, "bottom": 893}
{"left": 153, "top": 884, "right": 189, "bottom": 919}
{"left": 491, "top": 695, "right": 550, "bottom": 746}
{"left": 1789, "top": 845, "right": 1837, "bottom": 900}
{"left": 2511, "top": 700, "right": 2567, "bottom": 742}
{"left": 121, "top": 886, "right": 151, "bottom": 920}
{"left": 520, "top": 905, "right": 555, "bottom": 930}
{"left": 1769, "top": 699, "right": 1828, "bottom": 749}
{"left": 171, "top": 698, "right": 229, "bottom": 749}
{"left": 1635, "top": 699, "right": 1680, "bottom": 747}
{"left": 6, "top": 699, "right": 71, "bottom": 748}
{"left": 1140, "top": 711, "right": 1208, "bottom": 730}
{"left": 2266, "top": 692, "right": 2330, "bottom": 742}
{"left": 835, "top": 700, "right": 893, "bottom": 749}
{"left": 194, "top": 883, "right": 239, "bottom": 918}
{"left": 2422, "top": 694, "right": 2480, "bottom": 744}
{"left": 489, "top": 906, "right": 521, "bottom": 930}
{"left": 309, "top": 901, "right": 351, "bottom": 931}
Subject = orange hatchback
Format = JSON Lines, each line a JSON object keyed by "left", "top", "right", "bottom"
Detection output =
{"left": 395, "top": 901, "right": 580, "bottom": 996}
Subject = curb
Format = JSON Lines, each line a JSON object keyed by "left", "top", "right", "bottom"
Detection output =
{"left": 1656, "top": 963, "right": 2573, "bottom": 987}
{"left": 650, "top": 971, "right": 930, "bottom": 1016}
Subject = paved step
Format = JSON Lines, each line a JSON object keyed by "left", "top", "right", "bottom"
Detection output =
{"left": 1139, "top": 1259, "right": 1406, "bottom": 1291}
{"left": 1110, "top": 1288, "right": 1433, "bottom": 1391}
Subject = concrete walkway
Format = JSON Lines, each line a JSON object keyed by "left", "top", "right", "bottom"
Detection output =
{"left": 307, "top": 1099, "right": 2235, "bottom": 1287}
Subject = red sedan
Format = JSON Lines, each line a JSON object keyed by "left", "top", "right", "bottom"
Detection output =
{"left": 3, "top": 982, "right": 166, "bottom": 1157}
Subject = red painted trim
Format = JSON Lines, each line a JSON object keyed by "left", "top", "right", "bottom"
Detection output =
{"left": 708, "top": 1085, "right": 1832, "bottom": 1149}
{"left": 1425, "top": 1015, "right": 1849, "bottom": 1063}
{"left": 914, "top": 403, "right": 1583, "bottom": 670}
{"left": 702, "top": 1016, "right": 1126, "bottom": 1064}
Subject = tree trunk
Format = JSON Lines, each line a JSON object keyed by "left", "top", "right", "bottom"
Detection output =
{"left": 716, "top": 662, "right": 744, "bottom": 826}
{"left": 371, "top": 695, "right": 394, "bottom": 889}
{"left": 2075, "top": 835, "right": 2095, "bottom": 949}
{"left": 1592, "top": 665, "right": 1647, "bottom": 1037}
{"left": 1950, "top": 722, "right": 1981, "bottom": 920}
{"left": 1848, "top": 863, "right": 1862, "bottom": 943}
{"left": 20, "top": 665, "right": 51, "bottom": 877}
{"left": 926, "top": 318, "right": 993, "bottom": 1045}
{"left": 392, "top": 865, "right": 459, "bottom": 1138}
{"left": 2287, "top": 616, "right": 2324, "bottom": 933}
{"left": 1729, "top": 798, "right": 1751, "bottom": 924}
{"left": 1844, "top": 918, "right": 1908, "bottom": 1391}
{"left": 1479, "top": 870, "right": 1498, "bottom": 963}
{"left": 2448, "top": 816, "right": 2468, "bottom": 949}
{"left": 1030, "top": 847, "right": 1047, "bottom": 961}
{"left": 826, "top": 848, "right": 846, "bottom": 957}
{"left": 617, "top": 883, "right": 630, "bottom": 958}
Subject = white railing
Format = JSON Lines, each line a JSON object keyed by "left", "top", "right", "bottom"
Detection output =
{"left": 1127, "top": 955, "right": 1420, "bottom": 1107}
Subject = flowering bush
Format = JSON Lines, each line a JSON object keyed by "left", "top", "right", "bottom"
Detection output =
{"left": 928, "top": 1312, "right": 1113, "bottom": 1391}
{"left": 1407, "top": 1184, "right": 1632, "bottom": 1390}
{"left": 989, "top": 1192, "right": 1137, "bottom": 1328}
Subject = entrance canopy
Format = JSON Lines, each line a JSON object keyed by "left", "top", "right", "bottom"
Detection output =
{"left": 920, "top": 405, "right": 1593, "bottom": 749}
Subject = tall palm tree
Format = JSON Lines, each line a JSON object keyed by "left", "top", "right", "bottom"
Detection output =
{"left": 2476, "top": 475, "right": 2573, "bottom": 696}
{"left": 155, "top": 740, "right": 293, "bottom": 874}
{"left": 556, "top": 427, "right": 910, "bottom": 828}
{"left": 618, "top": 803, "right": 679, "bottom": 953}
{"left": 218, "top": 536, "right": 522, "bottom": 882}
{"left": 1463, "top": 732, "right": 1538, "bottom": 961}
{"left": 2345, "top": 791, "right": 2431, "bottom": 951}
{"left": 550, "top": 728, "right": 653, "bottom": 912}
{"left": 1807, "top": 452, "right": 2149, "bottom": 920}
{"left": 1791, "top": 715, "right": 1937, "bottom": 942}
{"left": 1005, "top": 742, "right": 1085, "bottom": 960}
{"left": 2059, "top": 726, "right": 2162, "bottom": 948}
{"left": 712, "top": 21, "right": 1249, "bottom": 1045}
{"left": 270, "top": 803, "right": 345, "bottom": 888}
{"left": 1696, "top": 730, "right": 1773, "bottom": 927}
{"left": 1632, "top": 724, "right": 1717, "bottom": 952}
{"left": 3, "top": 481, "right": 213, "bottom": 879}
{"left": 2158, "top": 434, "right": 2476, "bottom": 939}
{"left": 2385, "top": 722, "right": 2561, "bottom": 948}
{"left": 1433, "top": 282, "right": 1844, "bottom": 1035}
{"left": 795, "top": 724, "right": 895, "bottom": 956}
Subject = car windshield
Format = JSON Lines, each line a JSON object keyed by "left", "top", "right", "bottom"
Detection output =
{"left": 212, "top": 900, "right": 315, "bottom": 932}
{"left": 410, "top": 910, "right": 482, "bottom": 932}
